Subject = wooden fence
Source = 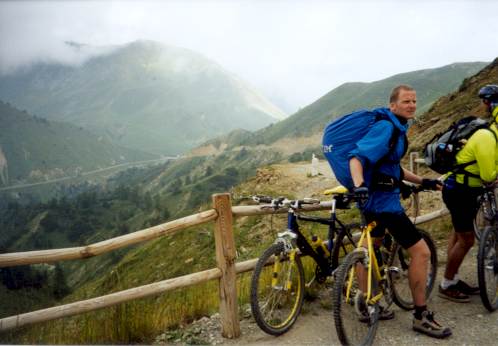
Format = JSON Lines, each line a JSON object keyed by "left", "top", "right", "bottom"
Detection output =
{"left": 0, "top": 153, "right": 449, "bottom": 337}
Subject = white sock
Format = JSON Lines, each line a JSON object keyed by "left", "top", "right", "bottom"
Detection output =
{"left": 441, "top": 277, "right": 458, "bottom": 289}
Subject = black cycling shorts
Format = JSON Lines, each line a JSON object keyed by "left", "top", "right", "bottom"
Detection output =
{"left": 442, "top": 181, "right": 482, "bottom": 232}
{"left": 364, "top": 212, "right": 422, "bottom": 249}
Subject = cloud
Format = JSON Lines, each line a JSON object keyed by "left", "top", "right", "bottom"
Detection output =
{"left": 0, "top": 0, "right": 497, "bottom": 112}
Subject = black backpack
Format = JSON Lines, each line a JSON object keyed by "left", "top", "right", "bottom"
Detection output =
{"left": 424, "top": 116, "right": 497, "bottom": 175}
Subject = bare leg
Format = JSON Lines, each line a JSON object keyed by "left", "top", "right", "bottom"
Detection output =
{"left": 447, "top": 232, "right": 456, "bottom": 261}
{"left": 407, "top": 239, "right": 431, "bottom": 306}
{"left": 444, "top": 231, "right": 474, "bottom": 280}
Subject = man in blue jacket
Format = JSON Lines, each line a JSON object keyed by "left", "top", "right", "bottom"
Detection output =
{"left": 348, "top": 85, "right": 451, "bottom": 338}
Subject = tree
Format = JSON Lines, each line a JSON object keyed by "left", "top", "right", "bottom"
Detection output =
{"left": 40, "top": 212, "right": 59, "bottom": 232}
{"left": 52, "top": 264, "right": 70, "bottom": 299}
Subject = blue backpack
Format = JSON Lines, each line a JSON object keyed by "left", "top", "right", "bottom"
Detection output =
{"left": 322, "top": 108, "right": 404, "bottom": 190}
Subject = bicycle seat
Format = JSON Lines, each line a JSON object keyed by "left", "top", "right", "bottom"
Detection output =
{"left": 323, "top": 185, "right": 352, "bottom": 209}
{"left": 323, "top": 185, "right": 348, "bottom": 195}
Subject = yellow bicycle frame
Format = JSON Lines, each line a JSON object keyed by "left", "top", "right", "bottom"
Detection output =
{"left": 345, "top": 221, "right": 384, "bottom": 304}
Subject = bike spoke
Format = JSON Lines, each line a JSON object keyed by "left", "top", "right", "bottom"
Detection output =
{"left": 251, "top": 244, "right": 305, "bottom": 335}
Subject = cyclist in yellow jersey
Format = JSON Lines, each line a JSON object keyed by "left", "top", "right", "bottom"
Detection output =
{"left": 439, "top": 85, "right": 498, "bottom": 302}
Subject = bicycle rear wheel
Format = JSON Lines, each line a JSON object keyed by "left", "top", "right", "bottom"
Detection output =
{"left": 388, "top": 229, "right": 438, "bottom": 310}
{"left": 250, "top": 243, "right": 305, "bottom": 335}
{"left": 477, "top": 226, "right": 498, "bottom": 311}
{"left": 332, "top": 250, "right": 379, "bottom": 346}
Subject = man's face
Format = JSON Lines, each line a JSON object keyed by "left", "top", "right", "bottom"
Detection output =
{"left": 482, "top": 99, "right": 492, "bottom": 113}
{"left": 389, "top": 90, "right": 417, "bottom": 120}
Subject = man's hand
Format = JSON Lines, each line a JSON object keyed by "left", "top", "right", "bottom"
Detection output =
{"left": 421, "top": 178, "right": 443, "bottom": 191}
{"left": 353, "top": 183, "right": 369, "bottom": 205}
{"left": 400, "top": 182, "right": 412, "bottom": 199}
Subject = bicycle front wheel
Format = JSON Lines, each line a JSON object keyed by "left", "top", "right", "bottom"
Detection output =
{"left": 388, "top": 229, "right": 438, "bottom": 310}
{"left": 332, "top": 250, "right": 379, "bottom": 346}
{"left": 474, "top": 201, "right": 494, "bottom": 241}
{"left": 477, "top": 226, "right": 498, "bottom": 311}
{"left": 250, "top": 243, "right": 305, "bottom": 335}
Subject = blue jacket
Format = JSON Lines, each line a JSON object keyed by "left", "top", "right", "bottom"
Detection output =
{"left": 348, "top": 108, "right": 408, "bottom": 214}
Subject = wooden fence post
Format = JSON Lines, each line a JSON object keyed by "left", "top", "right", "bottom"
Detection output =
{"left": 212, "top": 193, "right": 240, "bottom": 338}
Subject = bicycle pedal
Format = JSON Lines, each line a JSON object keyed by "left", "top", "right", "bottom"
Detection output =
{"left": 387, "top": 266, "right": 402, "bottom": 280}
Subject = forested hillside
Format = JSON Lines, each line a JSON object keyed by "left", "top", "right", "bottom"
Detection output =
{"left": 0, "top": 101, "right": 155, "bottom": 186}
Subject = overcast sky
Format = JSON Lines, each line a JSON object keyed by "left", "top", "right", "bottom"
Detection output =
{"left": 1, "top": 0, "right": 497, "bottom": 113}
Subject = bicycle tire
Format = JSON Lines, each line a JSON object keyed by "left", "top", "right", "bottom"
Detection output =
{"left": 477, "top": 226, "right": 498, "bottom": 311}
{"left": 474, "top": 201, "right": 494, "bottom": 241}
{"left": 331, "top": 223, "right": 362, "bottom": 271}
{"left": 388, "top": 229, "right": 438, "bottom": 310}
{"left": 250, "top": 242, "right": 305, "bottom": 335}
{"left": 332, "top": 250, "right": 379, "bottom": 346}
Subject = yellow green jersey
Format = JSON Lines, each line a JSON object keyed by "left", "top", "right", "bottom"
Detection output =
{"left": 454, "top": 111, "right": 498, "bottom": 187}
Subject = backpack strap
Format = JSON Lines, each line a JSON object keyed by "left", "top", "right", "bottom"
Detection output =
{"left": 371, "top": 115, "right": 407, "bottom": 190}
{"left": 376, "top": 115, "right": 408, "bottom": 163}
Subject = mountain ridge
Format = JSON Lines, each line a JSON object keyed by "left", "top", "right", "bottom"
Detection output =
{"left": 226, "top": 61, "right": 488, "bottom": 148}
{"left": 0, "top": 40, "right": 286, "bottom": 155}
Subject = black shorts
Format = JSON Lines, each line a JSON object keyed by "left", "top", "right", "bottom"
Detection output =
{"left": 364, "top": 212, "right": 422, "bottom": 249}
{"left": 442, "top": 181, "right": 482, "bottom": 232}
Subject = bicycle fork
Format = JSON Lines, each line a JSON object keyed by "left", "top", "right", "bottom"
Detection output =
{"left": 271, "top": 248, "right": 298, "bottom": 291}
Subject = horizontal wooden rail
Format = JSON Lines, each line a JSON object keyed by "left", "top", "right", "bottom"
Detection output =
{"left": 412, "top": 207, "right": 449, "bottom": 224}
{"left": 0, "top": 267, "right": 223, "bottom": 331}
{"left": 0, "top": 209, "right": 217, "bottom": 268}
{"left": 0, "top": 200, "right": 443, "bottom": 269}
{"left": 0, "top": 257, "right": 266, "bottom": 332}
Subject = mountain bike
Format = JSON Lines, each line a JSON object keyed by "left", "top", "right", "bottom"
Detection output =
{"left": 331, "top": 185, "right": 438, "bottom": 346}
{"left": 474, "top": 185, "right": 498, "bottom": 241}
{"left": 249, "top": 186, "right": 361, "bottom": 336}
{"left": 476, "top": 183, "right": 498, "bottom": 311}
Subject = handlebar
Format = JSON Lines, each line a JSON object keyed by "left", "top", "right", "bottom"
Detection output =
{"left": 248, "top": 182, "right": 428, "bottom": 207}
{"left": 251, "top": 195, "right": 321, "bottom": 209}
{"left": 400, "top": 182, "right": 428, "bottom": 199}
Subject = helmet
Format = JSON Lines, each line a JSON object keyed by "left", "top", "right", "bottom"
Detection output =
{"left": 478, "top": 85, "right": 498, "bottom": 102}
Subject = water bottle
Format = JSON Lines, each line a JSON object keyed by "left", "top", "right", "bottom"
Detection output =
{"left": 311, "top": 235, "right": 330, "bottom": 258}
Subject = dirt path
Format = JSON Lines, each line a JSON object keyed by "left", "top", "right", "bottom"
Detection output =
{"left": 220, "top": 245, "right": 498, "bottom": 346}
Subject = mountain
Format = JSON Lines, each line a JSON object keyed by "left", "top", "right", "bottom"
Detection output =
{"left": 0, "top": 101, "right": 156, "bottom": 186}
{"left": 0, "top": 40, "right": 286, "bottom": 155}
{"left": 236, "top": 62, "right": 488, "bottom": 147}
{"left": 409, "top": 57, "right": 498, "bottom": 151}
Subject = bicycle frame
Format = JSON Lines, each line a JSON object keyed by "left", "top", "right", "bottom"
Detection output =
{"left": 346, "top": 221, "right": 385, "bottom": 304}
{"left": 279, "top": 197, "right": 353, "bottom": 278}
